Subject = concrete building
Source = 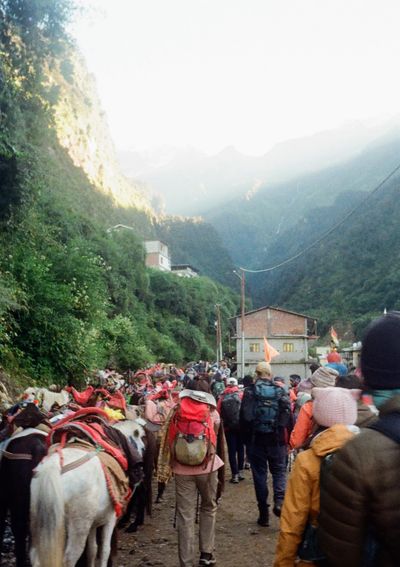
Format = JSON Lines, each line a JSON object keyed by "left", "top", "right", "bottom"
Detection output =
{"left": 144, "top": 240, "right": 171, "bottom": 271}
{"left": 171, "top": 264, "right": 199, "bottom": 278}
{"left": 232, "top": 306, "right": 317, "bottom": 379}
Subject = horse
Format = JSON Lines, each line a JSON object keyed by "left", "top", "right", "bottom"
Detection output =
{"left": 113, "top": 418, "right": 157, "bottom": 533}
{"left": 23, "top": 386, "right": 71, "bottom": 412}
{"left": 0, "top": 405, "right": 49, "bottom": 567}
{"left": 29, "top": 416, "right": 145, "bottom": 567}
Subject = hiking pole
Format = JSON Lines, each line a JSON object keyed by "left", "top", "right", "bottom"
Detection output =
{"left": 195, "top": 490, "right": 200, "bottom": 524}
{"left": 173, "top": 503, "right": 177, "bottom": 529}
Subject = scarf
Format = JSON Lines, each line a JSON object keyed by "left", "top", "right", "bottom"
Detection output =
{"left": 369, "top": 388, "right": 400, "bottom": 409}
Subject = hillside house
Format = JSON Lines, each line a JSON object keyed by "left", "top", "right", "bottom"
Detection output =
{"left": 232, "top": 306, "right": 317, "bottom": 379}
{"left": 171, "top": 264, "right": 199, "bottom": 278}
{"left": 144, "top": 240, "right": 171, "bottom": 271}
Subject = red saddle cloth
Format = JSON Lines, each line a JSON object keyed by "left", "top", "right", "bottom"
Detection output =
{"left": 49, "top": 408, "right": 127, "bottom": 470}
{"left": 68, "top": 387, "right": 127, "bottom": 412}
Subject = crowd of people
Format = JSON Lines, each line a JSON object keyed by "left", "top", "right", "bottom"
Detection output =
{"left": 2, "top": 313, "right": 400, "bottom": 566}
{"left": 149, "top": 313, "right": 400, "bottom": 567}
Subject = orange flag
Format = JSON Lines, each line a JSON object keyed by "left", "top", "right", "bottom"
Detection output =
{"left": 264, "top": 337, "right": 280, "bottom": 362}
{"left": 330, "top": 326, "right": 339, "bottom": 347}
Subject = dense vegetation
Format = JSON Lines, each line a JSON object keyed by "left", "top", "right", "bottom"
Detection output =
{"left": 206, "top": 135, "right": 400, "bottom": 340}
{"left": 0, "top": 0, "right": 239, "bottom": 384}
{"left": 207, "top": 137, "right": 400, "bottom": 268}
{"left": 156, "top": 217, "right": 237, "bottom": 288}
{"left": 255, "top": 174, "right": 400, "bottom": 338}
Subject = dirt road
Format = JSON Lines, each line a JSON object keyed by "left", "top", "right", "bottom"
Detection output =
{"left": 117, "top": 469, "right": 279, "bottom": 567}
{"left": 2, "top": 469, "right": 279, "bottom": 566}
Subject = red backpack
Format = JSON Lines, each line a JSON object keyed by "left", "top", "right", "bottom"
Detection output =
{"left": 168, "top": 397, "right": 216, "bottom": 467}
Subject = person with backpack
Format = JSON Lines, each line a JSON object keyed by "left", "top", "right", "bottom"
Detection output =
{"left": 158, "top": 379, "right": 224, "bottom": 567}
{"left": 217, "top": 377, "right": 244, "bottom": 484}
{"left": 318, "top": 312, "right": 400, "bottom": 566}
{"left": 211, "top": 371, "right": 225, "bottom": 401}
{"left": 240, "top": 361, "right": 291, "bottom": 527}
{"left": 274, "top": 386, "right": 359, "bottom": 566}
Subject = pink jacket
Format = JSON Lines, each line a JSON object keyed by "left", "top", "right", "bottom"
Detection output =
{"left": 144, "top": 397, "right": 176, "bottom": 425}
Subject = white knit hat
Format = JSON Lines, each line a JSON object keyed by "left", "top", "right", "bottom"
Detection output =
{"left": 312, "top": 387, "right": 359, "bottom": 427}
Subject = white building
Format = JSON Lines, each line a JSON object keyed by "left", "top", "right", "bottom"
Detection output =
{"left": 171, "top": 264, "right": 199, "bottom": 278}
{"left": 144, "top": 240, "right": 171, "bottom": 271}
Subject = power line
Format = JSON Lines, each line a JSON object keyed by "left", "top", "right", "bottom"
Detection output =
{"left": 240, "top": 160, "right": 400, "bottom": 274}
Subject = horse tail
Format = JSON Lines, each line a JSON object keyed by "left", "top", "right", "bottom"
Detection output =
{"left": 30, "top": 455, "right": 65, "bottom": 567}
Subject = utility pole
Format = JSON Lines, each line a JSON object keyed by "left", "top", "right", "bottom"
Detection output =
{"left": 215, "top": 304, "right": 222, "bottom": 363}
{"left": 233, "top": 269, "right": 246, "bottom": 378}
{"left": 240, "top": 269, "right": 245, "bottom": 379}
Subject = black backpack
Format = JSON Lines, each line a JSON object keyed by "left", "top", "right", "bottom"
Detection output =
{"left": 220, "top": 392, "right": 241, "bottom": 430}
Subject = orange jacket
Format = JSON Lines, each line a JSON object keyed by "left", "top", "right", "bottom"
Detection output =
{"left": 274, "top": 424, "right": 357, "bottom": 567}
{"left": 289, "top": 399, "right": 313, "bottom": 449}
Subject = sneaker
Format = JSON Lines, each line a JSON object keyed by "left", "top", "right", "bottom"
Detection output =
{"left": 238, "top": 471, "right": 245, "bottom": 481}
{"left": 199, "top": 552, "right": 216, "bottom": 566}
{"left": 229, "top": 474, "right": 239, "bottom": 484}
{"left": 244, "top": 462, "right": 251, "bottom": 470}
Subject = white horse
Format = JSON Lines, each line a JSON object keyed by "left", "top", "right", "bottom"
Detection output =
{"left": 29, "top": 419, "right": 146, "bottom": 567}
{"left": 23, "top": 387, "right": 71, "bottom": 412}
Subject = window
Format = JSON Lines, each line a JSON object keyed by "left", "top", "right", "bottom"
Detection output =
{"left": 249, "top": 343, "right": 260, "bottom": 353}
{"left": 283, "top": 343, "right": 294, "bottom": 352}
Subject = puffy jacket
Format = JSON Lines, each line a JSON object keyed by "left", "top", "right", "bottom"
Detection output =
{"left": 274, "top": 424, "right": 356, "bottom": 567}
{"left": 289, "top": 399, "right": 314, "bottom": 449}
{"left": 319, "top": 396, "right": 400, "bottom": 567}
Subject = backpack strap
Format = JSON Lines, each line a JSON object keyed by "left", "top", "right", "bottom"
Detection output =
{"left": 369, "top": 412, "right": 400, "bottom": 444}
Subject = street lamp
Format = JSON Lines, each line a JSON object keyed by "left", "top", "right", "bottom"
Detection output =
{"left": 233, "top": 269, "right": 245, "bottom": 379}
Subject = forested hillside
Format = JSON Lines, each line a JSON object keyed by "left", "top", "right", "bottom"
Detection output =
{"left": 253, "top": 172, "right": 400, "bottom": 337}
{"left": 200, "top": 132, "right": 400, "bottom": 338}
{"left": 207, "top": 136, "right": 400, "bottom": 267}
{"left": 0, "top": 1, "right": 238, "bottom": 384}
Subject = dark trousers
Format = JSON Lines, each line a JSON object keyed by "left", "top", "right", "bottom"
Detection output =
{"left": 248, "top": 441, "right": 287, "bottom": 508}
{"left": 224, "top": 430, "right": 244, "bottom": 476}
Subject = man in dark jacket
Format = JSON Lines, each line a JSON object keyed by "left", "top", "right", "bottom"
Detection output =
{"left": 240, "top": 361, "right": 291, "bottom": 527}
{"left": 319, "top": 312, "right": 400, "bottom": 567}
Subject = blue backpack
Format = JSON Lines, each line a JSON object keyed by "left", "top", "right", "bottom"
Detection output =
{"left": 253, "top": 380, "right": 282, "bottom": 433}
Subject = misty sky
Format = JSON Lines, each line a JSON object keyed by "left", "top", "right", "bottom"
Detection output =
{"left": 72, "top": 0, "right": 400, "bottom": 156}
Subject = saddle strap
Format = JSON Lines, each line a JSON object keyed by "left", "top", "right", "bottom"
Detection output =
{"left": 2, "top": 450, "right": 32, "bottom": 461}
{"left": 60, "top": 451, "right": 98, "bottom": 475}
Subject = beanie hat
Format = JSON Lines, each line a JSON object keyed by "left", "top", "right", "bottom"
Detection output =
{"left": 297, "top": 378, "right": 312, "bottom": 393}
{"left": 312, "top": 387, "right": 358, "bottom": 427}
{"left": 361, "top": 313, "right": 400, "bottom": 390}
{"left": 227, "top": 377, "right": 238, "bottom": 386}
{"left": 327, "top": 351, "right": 341, "bottom": 363}
{"left": 310, "top": 366, "right": 338, "bottom": 388}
